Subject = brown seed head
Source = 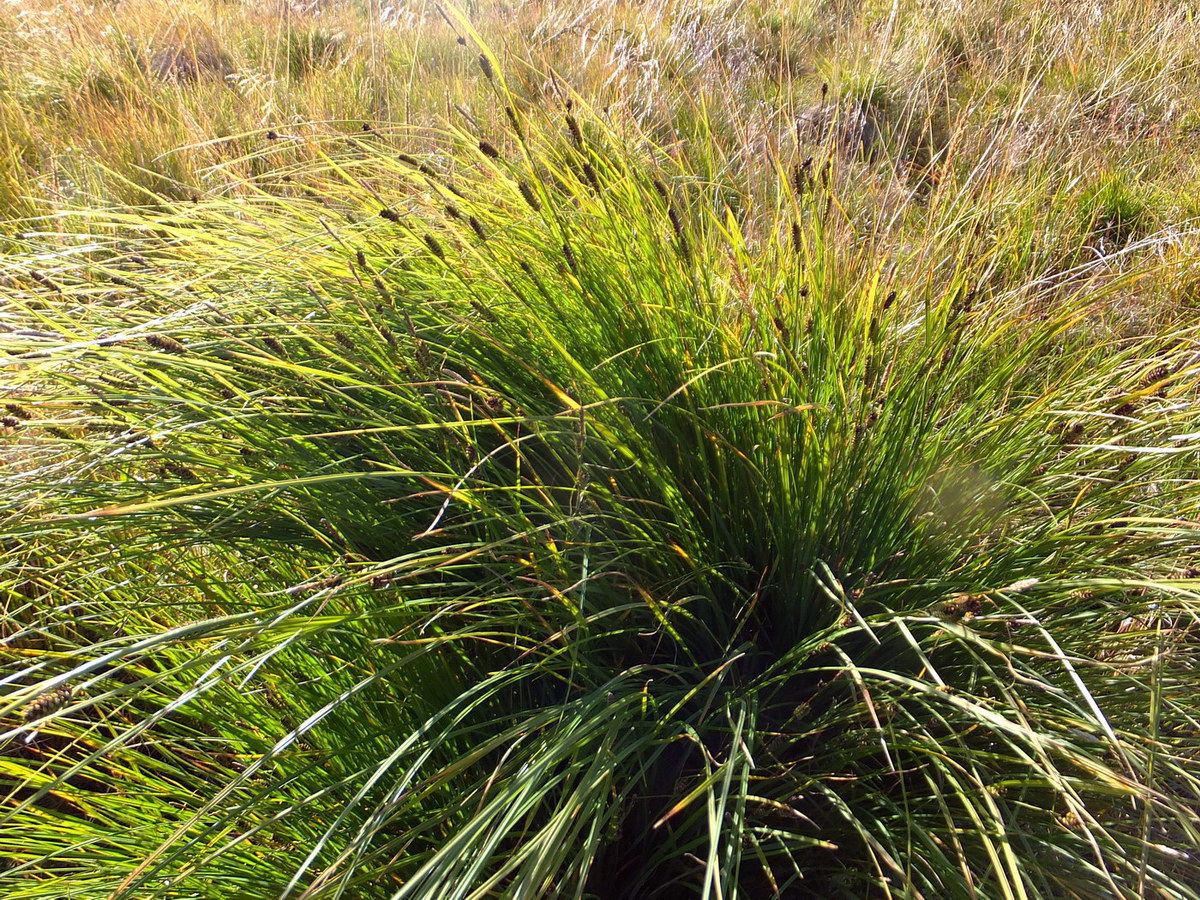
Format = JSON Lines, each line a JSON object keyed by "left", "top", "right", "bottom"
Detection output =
{"left": 30, "top": 270, "right": 59, "bottom": 290}
{"left": 566, "top": 113, "right": 583, "bottom": 147}
{"left": 24, "top": 686, "right": 73, "bottom": 724}
{"left": 1143, "top": 363, "right": 1169, "bottom": 386}
{"left": 518, "top": 179, "right": 542, "bottom": 212}
{"left": 424, "top": 233, "right": 446, "bottom": 259}
{"left": 162, "top": 460, "right": 198, "bottom": 481}
{"left": 581, "top": 161, "right": 600, "bottom": 190}
{"left": 414, "top": 338, "right": 434, "bottom": 373}
{"left": 940, "top": 595, "right": 984, "bottom": 622}
{"left": 372, "top": 276, "right": 393, "bottom": 304}
{"left": 793, "top": 157, "right": 813, "bottom": 195}
{"left": 1059, "top": 811, "right": 1083, "bottom": 831}
{"left": 146, "top": 333, "right": 186, "bottom": 354}
{"left": 1112, "top": 401, "right": 1136, "bottom": 418}
{"left": 667, "top": 205, "right": 685, "bottom": 240}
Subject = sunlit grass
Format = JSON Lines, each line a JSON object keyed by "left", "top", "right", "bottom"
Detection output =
{"left": 2, "top": 1, "right": 1200, "bottom": 897}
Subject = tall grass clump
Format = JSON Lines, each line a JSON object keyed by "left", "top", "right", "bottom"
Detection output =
{"left": 3, "top": 48, "right": 1200, "bottom": 900}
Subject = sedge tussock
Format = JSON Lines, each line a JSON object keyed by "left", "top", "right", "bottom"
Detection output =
{"left": 2, "top": 3, "right": 1200, "bottom": 899}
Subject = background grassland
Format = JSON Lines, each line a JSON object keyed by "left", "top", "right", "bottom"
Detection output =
{"left": 3, "top": 1, "right": 1200, "bottom": 898}
{"left": 1, "top": 1, "right": 1199, "bottom": 236}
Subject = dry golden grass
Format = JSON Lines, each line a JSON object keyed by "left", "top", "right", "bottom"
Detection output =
{"left": 0, "top": 1, "right": 1195, "bottom": 212}
{"left": 0, "top": 0, "right": 1198, "bottom": 330}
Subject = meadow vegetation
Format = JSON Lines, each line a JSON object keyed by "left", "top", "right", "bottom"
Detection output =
{"left": 3, "top": 0, "right": 1200, "bottom": 897}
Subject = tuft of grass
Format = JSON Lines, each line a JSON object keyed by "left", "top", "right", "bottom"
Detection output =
{"left": 4, "top": 1, "right": 1200, "bottom": 897}
{"left": 2, "top": 45, "right": 1200, "bottom": 896}
{"left": 1078, "top": 171, "right": 1160, "bottom": 250}
{"left": 280, "top": 27, "right": 346, "bottom": 81}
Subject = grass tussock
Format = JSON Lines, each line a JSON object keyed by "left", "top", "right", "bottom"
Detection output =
{"left": 2, "top": 1, "right": 1200, "bottom": 898}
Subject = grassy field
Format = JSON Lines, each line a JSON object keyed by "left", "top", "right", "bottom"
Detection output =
{"left": 3, "top": 1, "right": 1200, "bottom": 897}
